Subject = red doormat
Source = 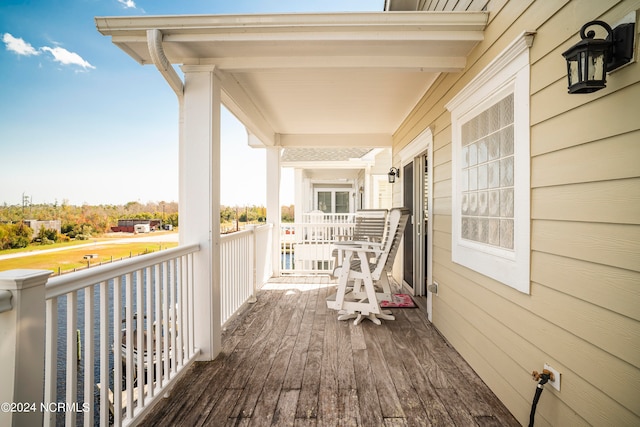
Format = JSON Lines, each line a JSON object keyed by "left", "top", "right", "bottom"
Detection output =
{"left": 380, "top": 294, "right": 416, "bottom": 308}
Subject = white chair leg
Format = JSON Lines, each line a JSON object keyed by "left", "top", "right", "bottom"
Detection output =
{"left": 377, "top": 311, "right": 395, "bottom": 321}
{"left": 338, "top": 312, "right": 358, "bottom": 322}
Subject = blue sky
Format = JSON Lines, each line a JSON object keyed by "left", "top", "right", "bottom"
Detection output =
{"left": 0, "top": 0, "right": 384, "bottom": 207}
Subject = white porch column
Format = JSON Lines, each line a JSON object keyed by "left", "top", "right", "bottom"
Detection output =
{"left": 0, "top": 269, "right": 51, "bottom": 427}
{"left": 266, "top": 146, "right": 281, "bottom": 277}
{"left": 180, "top": 66, "right": 222, "bottom": 360}
{"left": 294, "top": 168, "right": 305, "bottom": 221}
{"left": 364, "top": 165, "right": 372, "bottom": 209}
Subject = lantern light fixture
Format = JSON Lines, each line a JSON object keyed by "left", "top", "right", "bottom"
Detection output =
{"left": 562, "top": 20, "right": 635, "bottom": 94}
{"left": 388, "top": 167, "right": 400, "bottom": 183}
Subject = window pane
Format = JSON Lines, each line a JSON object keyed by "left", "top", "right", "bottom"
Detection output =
{"left": 460, "top": 92, "right": 515, "bottom": 250}
{"left": 317, "top": 192, "right": 332, "bottom": 213}
{"left": 335, "top": 191, "right": 350, "bottom": 213}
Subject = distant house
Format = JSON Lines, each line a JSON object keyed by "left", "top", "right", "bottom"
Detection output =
{"left": 23, "top": 220, "right": 61, "bottom": 238}
{"left": 111, "top": 219, "right": 161, "bottom": 233}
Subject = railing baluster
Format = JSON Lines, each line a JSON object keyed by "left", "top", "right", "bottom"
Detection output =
{"left": 170, "top": 260, "right": 177, "bottom": 375}
{"left": 162, "top": 261, "right": 170, "bottom": 385}
{"left": 136, "top": 268, "right": 144, "bottom": 410}
{"left": 154, "top": 263, "right": 162, "bottom": 394}
{"left": 44, "top": 297, "right": 57, "bottom": 427}
{"left": 66, "top": 291, "right": 78, "bottom": 427}
{"left": 146, "top": 266, "right": 154, "bottom": 398}
{"left": 113, "top": 276, "right": 122, "bottom": 424}
{"left": 99, "top": 280, "right": 109, "bottom": 427}
{"left": 176, "top": 257, "right": 184, "bottom": 366}
{"left": 188, "top": 253, "right": 195, "bottom": 357}
{"left": 181, "top": 255, "right": 189, "bottom": 360}
{"left": 84, "top": 285, "right": 95, "bottom": 426}
{"left": 125, "top": 273, "right": 134, "bottom": 419}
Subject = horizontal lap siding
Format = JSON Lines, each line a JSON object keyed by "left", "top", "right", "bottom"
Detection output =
{"left": 392, "top": 0, "right": 640, "bottom": 425}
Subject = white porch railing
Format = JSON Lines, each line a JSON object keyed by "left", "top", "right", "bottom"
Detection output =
{"left": 45, "top": 243, "right": 200, "bottom": 427}
{"left": 0, "top": 223, "right": 274, "bottom": 427}
{"left": 281, "top": 215, "right": 356, "bottom": 274}
{"left": 300, "top": 212, "right": 354, "bottom": 224}
{"left": 220, "top": 224, "right": 273, "bottom": 324}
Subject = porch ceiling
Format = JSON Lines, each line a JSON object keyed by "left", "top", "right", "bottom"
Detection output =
{"left": 96, "top": 12, "right": 487, "bottom": 147}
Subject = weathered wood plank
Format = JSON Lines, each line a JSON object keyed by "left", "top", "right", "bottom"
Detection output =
{"left": 282, "top": 287, "right": 317, "bottom": 390}
{"left": 198, "top": 388, "right": 242, "bottom": 427}
{"left": 295, "top": 283, "right": 328, "bottom": 420}
{"left": 385, "top": 311, "right": 455, "bottom": 425}
{"left": 230, "top": 291, "right": 302, "bottom": 418}
{"left": 352, "top": 348, "right": 384, "bottom": 427}
{"left": 318, "top": 303, "right": 339, "bottom": 426}
{"left": 271, "top": 389, "right": 299, "bottom": 427}
{"left": 361, "top": 323, "right": 405, "bottom": 418}
{"left": 373, "top": 325, "right": 430, "bottom": 426}
{"left": 250, "top": 338, "right": 297, "bottom": 424}
{"left": 295, "top": 349, "right": 322, "bottom": 420}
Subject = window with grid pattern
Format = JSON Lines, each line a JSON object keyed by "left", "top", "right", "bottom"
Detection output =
{"left": 460, "top": 93, "right": 515, "bottom": 250}
{"left": 446, "top": 33, "right": 533, "bottom": 294}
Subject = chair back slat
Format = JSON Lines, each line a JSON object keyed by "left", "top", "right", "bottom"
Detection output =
{"left": 352, "top": 209, "right": 388, "bottom": 243}
{"left": 371, "top": 207, "right": 411, "bottom": 278}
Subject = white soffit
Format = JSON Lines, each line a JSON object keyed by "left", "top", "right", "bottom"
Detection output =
{"left": 96, "top": 12, "right": 487, "bottom": 146}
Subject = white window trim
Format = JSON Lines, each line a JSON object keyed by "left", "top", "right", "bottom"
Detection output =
{"left": 446, "top": 32, "right": 534, "bottom": 294}
{"left": 313, "top": 187, "right": 353, "bottom": 214}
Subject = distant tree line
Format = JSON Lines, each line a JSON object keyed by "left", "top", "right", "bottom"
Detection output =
{"left": 0, "top": 201, "right": 295, "bottom": 249}
{"left": 0, "top": 200, "right": 179, "bottom": 249}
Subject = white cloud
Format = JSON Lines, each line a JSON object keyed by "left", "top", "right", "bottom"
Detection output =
{"left": 4, "top": 33, "right": 95, "bottom": 71}
{"left": 3, "top": 33, "right": 40, "bottom": 56}
{"left": 41, "top": 46, "right": 95, "bottom": 70}
{"left": 117, "top": 0, "right": 136, "bottom": 9}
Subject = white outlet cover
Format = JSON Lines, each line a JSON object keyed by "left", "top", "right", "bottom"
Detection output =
{"left": 544, "top": 363, "right": 561, "bottom": 391}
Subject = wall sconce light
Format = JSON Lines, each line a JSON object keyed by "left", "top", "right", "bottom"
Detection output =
{"left": 388, "top": 167, "right": 400, "bottom": 183}
{"left": 562, "top": 20, "right": 635, "bottom": 94}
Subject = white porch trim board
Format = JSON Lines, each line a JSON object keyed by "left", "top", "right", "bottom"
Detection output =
{"left": 266, "top": 146, "right": 282, "bottom": 277}
{"left": 180, "top": 65, "right": 222, "bottom": 360}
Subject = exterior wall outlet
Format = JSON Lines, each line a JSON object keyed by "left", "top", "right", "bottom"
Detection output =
{"left": 428, "top": 281, "right": 438, "bottom": 295}
{"left": 544, "top": 363, "right": 561, "bottom": 391}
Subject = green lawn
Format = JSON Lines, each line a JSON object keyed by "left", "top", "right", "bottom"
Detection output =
{"left": 0, "top": 238, "right": 105, "bottom": 256}
{"left": 0, "top": 241, "right": 179, "bottom": 276}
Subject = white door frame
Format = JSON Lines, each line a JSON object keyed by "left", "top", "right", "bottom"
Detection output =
{"left": 399, "top": 127, "right": 434, "bottom": 321}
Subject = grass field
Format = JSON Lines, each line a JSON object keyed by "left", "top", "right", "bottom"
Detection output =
{"left": 0, "top": 240, "right": 179, "bottom": 276}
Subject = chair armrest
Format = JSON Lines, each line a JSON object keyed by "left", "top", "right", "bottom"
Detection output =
{"left": 333, "top": 241, "right": 383, "bottom": 255}
{"left": 334, "top": 240, "right": 382, "bottom": 248}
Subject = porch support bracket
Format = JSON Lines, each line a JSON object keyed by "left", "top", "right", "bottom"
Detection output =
{"left": 147, "top": 29, "right": 184, "bottom": 98}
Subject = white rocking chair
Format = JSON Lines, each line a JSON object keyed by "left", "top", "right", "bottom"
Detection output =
{"left": 331, "top": 208, "right": 388, "bottom": 277}
{"left": 326, "top": 207, "right": 410, "bottom": 325}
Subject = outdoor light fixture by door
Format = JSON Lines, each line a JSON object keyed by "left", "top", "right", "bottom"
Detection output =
{"left": 562, "top": 20, "right": 635, "bottom": 94}
{"left": 388, "top": 167, "right": 400, "bottom": 183}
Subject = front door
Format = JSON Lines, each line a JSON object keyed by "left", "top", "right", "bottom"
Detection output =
{"left": 402, "top": 152, "right": 430, "bottom": 296}
{"left": 403, "top": 162, "right": 414, "bottom": 289}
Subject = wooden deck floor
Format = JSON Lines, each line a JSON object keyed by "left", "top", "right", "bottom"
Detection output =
{"left": 140, "top": 276, "right": 519, "bottom": 426}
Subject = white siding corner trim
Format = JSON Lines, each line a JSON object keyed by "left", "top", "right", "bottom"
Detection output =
{"left": 446, "top": 32, "right": 534, "bottom": 294}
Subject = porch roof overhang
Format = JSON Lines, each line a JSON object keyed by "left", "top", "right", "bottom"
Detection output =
{"left": 96, "top": 12, "right": 487, "bottom": 148}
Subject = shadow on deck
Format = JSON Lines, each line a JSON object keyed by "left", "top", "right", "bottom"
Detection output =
{"left": 140, "top": 276, "right": 519, "bottom": 426}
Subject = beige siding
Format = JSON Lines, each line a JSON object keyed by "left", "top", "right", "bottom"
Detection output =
{"left": 392, "top": 0, "right": 640, "bottom": 425}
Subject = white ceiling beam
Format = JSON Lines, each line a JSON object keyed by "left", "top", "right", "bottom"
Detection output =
{"left": 163, "top": 30, "right": 485, "bottom": 43}
{"left": 197, "top": 56, "right": 467, "bottom": 72}
{"left": 280, "top": 160, "right": 374, "bottom": 169}
{"left": 279, "top": 134, "right": 392, "bottom": 148}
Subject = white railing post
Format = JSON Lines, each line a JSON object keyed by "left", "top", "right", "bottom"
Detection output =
{"left": 0, "top": 269, "right": 51, "bottom": 427}
{"left": 246, "top": 225, "right": 258, "bottom": 304}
